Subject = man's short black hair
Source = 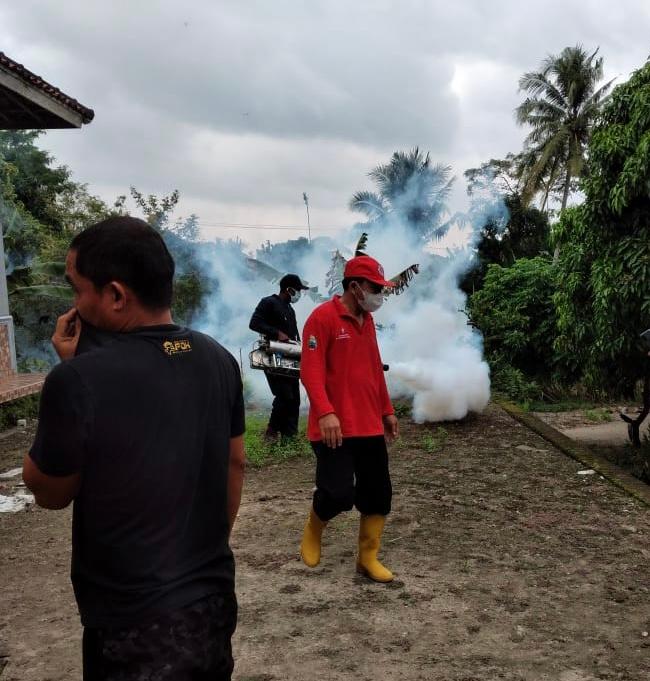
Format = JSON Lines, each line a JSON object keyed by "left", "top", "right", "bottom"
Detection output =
{"left": 341, "top": 277, "right": 364, "bottom": 292}
{"left": 70, "top": 216, "right": 175, "bottom": 310}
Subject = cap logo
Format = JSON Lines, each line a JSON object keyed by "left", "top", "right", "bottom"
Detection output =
{"left": 377, "top": 264, "right": 384, "bottom": 277}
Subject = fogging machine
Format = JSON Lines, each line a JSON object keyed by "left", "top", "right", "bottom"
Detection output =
{"left": 249, "top": 335, "right": 389, "bottom": 377}
{"left": 250, "top": 338, "right": 302, "bottom": 377}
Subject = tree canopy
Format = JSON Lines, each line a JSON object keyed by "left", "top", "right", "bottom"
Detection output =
{"left": 516, "top": 45, "right": 613, "bottom": 211}
{"left": 554, "top": 60, "right": 650, "bottom": 397}
{"left": 349, "top": 147, "right": 454, "bottom": 242}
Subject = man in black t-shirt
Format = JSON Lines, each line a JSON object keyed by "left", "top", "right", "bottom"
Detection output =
{"left": 22, "top": 217, "right": 246, "bottom": 681}
{"left": 249, "top": 273, "right": 309, "bottom": 440}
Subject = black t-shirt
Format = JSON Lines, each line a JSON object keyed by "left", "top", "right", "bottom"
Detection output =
{"left": 249, "top": 294, "right": 299, "bottom": 341}
{"left": 30, "top": 325, "right": 245, "bottom": 629}
{"left": 75, "top": 319, "right": 117, "bottom": 355}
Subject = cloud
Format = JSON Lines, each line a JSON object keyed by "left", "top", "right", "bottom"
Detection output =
{"left": 1, "top": 0, "right": 649, "bottom": 246}
{"left": 0, "top": 1, "right": 461, "bottom": 147}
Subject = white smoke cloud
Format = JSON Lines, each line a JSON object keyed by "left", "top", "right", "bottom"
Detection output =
{"left": 189, "top": 170, "right": 504, "bottom": 422}
{"left": 367, "top": 218, "right": 491, "bottom": 422}
{"left": 380, "top": 295, "right": 491, "bottom": 422}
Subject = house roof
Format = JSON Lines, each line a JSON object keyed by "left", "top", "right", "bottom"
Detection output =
{"left": 0, "top": 51, "right": 94, "bottom": 129}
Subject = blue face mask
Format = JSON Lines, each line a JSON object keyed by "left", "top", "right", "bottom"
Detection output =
{"left": 289, "top": 289, "right": 301, "bottom": 304}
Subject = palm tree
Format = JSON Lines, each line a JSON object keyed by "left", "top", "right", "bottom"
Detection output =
{"left": 349, "top": 147, "right": 454, "bottom": 242}
{"left": 515, "top": 45, "right": 614, "bottom": 212}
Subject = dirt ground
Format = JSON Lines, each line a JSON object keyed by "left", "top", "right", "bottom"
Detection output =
{"left": 1, "top": 404, "right": 649, "bottom": 681}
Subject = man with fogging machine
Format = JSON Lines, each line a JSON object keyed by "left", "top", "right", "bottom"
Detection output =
{"left": 299, "top": 255, "right": 399, "bottom": 582}
{"left": 249, "top": 273, "right": 310, "bottom": 440}
{"left": 22, "top": 217, "right": 246, "bottom": 681}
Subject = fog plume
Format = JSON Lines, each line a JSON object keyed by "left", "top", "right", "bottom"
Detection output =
{"left": 190, "top": 175, "right": 505, "bottom": 423}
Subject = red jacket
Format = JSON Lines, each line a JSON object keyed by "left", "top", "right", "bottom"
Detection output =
{"left": 300, "top": 296, "right": 394, "bottom": 441}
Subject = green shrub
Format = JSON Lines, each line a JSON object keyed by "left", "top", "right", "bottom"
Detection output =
{"left": 554, "top": 62, "right": 650, "bottom": 397}
{"left": 0, "top": 393, "right": 40, "bottom": 430}
{"left": 468, "top": 257, "right": 557, "bottom": 382}
{"left": 490, "top": 362, "right": 540, "bottom": 402}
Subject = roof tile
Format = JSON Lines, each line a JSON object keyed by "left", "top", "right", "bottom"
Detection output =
{"left": 0, "top": 51, "right": 94, "bottom": 124}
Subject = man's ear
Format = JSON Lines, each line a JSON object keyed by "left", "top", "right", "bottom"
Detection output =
{"left": 108, "top": 282, "right": 128, "bottom": 310}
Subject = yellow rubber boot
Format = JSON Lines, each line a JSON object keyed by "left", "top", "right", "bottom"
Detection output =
{"left": 356, "top": 514, "right": 393, "bottom": 583}
{"left": 300, "top": 508, "right": 327, "bottom": 567}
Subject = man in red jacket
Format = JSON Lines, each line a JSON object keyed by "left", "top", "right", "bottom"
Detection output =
{"left": 299, "top": 255, "right": 399, "bottom": 582}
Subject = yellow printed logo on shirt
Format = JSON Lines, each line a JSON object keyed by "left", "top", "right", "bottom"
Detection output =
{"left": 163, "top": 339, "right": 192, "bottom": 356}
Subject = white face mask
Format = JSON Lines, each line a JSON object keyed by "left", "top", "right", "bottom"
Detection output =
{"left": 289, "top": 289, "right": 301, "bottom": 304}
{"left": 355, "top": 284, "right": 384, "bottom": 312}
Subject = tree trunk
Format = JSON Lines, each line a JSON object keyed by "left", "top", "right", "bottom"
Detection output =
{"left": 541, "top": 184, "right": 550, "bottom": 213}
{"left": 553, "top": 169, "right": 572, "bottom": 262}
{"left": 560, "top": 170, "right": 571, "bottom": 212}
{"left": 542, "top": 156, "right": 560, "bottom": 214}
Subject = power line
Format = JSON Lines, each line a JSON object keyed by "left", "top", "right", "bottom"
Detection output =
{"left": 192, "top": 221, "right": 452, "bottom": 250}
{"left": 197, "top": 221, "right": 342, "bottom": 231}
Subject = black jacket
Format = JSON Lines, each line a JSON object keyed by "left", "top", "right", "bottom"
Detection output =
{"left": 249, "top": 294, "right": 299, "bottom": 341}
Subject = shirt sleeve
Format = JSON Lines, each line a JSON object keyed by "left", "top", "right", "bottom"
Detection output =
{"left": 373, "top": 321, "right": 394, "bottom": 417}
{"left": 230, "top": 369, "right": 246, "bottom": 438}
{"left": 249, "top": 298, "right": 280, "bottom": 340}
{"left": 378, "top": 368, "right": 394, "bottom": 417}
{"left": 29, "top": 363, "right": 91, "bottom": 477}
{"left": 300, "top": 311, "right": 335, "bottom": 419}
{"left": 291, "top": 307, "right": 300, "bottom": 342}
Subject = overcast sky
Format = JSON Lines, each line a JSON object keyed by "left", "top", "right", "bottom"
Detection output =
{"left": 1, "top": 1, "right": 648, "bottom": 248}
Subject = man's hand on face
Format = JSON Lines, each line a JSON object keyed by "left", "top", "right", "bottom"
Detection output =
{"left": 383, "top": 414, "right": 399, "bottom": 443}
{"left": 277, "top": 331, "right": 290, "bottom": 342}
{"left": 52, "top": 308, "right": 81, "bottom": 360}
{"left": 319, "top": 413, "right": 343, "bottom": 449}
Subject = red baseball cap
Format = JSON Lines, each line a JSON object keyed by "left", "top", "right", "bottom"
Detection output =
{"left": 344, "top": 255, "right": 395, "bottom": 288}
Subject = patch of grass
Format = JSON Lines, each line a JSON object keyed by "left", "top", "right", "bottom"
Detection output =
{"left": 393, "top": 399, "right": 412, "bottom": 419}
{"left": 244, "top": 412, "right": 312, "bottom": 467}
{"left": 520, "top": 398, "right": 620, "bottom": 419}
{"left": 584, "top": 408, "right": 613, "bottom": 423}
{"left": 419, "top": 427, "right": 448, "bottom": 454}
{"left": 520, "top": 399, "right": 599, "bottom": 413}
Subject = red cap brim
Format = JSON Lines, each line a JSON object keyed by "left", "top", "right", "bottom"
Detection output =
{"left": 366, "top": 276, "right": 395, "bottom": 288}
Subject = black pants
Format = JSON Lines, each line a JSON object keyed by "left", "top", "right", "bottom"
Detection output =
{"left": 312, "top": 436, "right": 392, "bottom": 522}
{"left": 82, "top": 592, "right": 237, "bottom": 681}
{"left": 265, "top": 373, "right": 300, "bottom": 437}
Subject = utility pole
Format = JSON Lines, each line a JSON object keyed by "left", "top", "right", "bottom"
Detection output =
{"left": 303, "top": 192, "right": 311, "bottom": 243}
